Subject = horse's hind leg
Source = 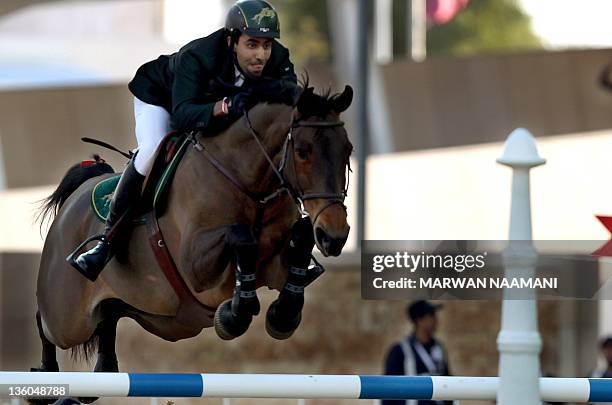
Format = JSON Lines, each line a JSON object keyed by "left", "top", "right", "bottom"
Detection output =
{"left": 266, "top": 217, "right": 320, "bottom": 340}
{"left": 27, "top": 311, "right": 60, "bottom": 405}
{"left": 32, "top": 310, "right": 59, "bottom": 372}
{"left": 214, "top": 224, "right": 260, "bottom": 340}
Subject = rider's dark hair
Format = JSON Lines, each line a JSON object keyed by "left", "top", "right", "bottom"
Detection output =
{"left": 227, "top": 28, "right": 242, "bottom": 49}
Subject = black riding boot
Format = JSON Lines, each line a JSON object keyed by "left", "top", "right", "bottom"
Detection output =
{"left": 69, "top": 160, "right": 145, "bottom": 282}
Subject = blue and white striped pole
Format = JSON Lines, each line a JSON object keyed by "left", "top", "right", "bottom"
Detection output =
{"left": 1, "top": 373, "right": 612, "bottom": 402}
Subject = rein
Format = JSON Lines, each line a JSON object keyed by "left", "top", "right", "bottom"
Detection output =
{"left": 189, "top": 110, "right": 349, "bottom": 227}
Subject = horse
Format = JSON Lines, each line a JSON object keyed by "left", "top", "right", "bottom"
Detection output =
{"left": 32, "top": 84, "right": 354, "bottom": 386}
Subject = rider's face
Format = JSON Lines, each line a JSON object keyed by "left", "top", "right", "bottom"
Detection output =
{"left": 233, "top": 34, "right": 272, "bottom": 78}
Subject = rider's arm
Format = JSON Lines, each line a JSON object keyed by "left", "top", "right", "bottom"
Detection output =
{"left": 171, "top": 50, "right": 225, "bottom": 131}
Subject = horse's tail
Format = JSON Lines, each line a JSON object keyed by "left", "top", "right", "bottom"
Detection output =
{"left": 36, "top": 155, "right": 114, "bottom": 229}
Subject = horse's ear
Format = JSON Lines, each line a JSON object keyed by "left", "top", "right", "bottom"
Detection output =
{"left": 332, "top": 85, "right": 353, "bottom": 114}
{"left": 297, "top": 87, "right": 315, "bottom": 114}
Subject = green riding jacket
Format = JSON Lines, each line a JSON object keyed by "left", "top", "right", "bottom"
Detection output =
{"left": 128, "top": 28, "right": 297, "bottom": 132}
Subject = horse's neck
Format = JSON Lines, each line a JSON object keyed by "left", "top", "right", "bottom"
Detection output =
{"left": 207, "top": 103, "right": 294, "bottom": 192}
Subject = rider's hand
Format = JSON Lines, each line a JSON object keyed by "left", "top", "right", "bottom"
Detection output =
{"left": 227, "top": 91, "right": 253, "bottom": 120}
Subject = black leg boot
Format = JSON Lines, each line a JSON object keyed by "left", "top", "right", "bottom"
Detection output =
{"left": 68, "top": 160, "right": 145, "bottom": 282}
{"left": 266, "top": 217, "right": 315, "bottom": 339}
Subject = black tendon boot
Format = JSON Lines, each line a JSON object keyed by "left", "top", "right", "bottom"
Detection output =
{"left": 68, "top": 160, "right": 145, "bottom": 281}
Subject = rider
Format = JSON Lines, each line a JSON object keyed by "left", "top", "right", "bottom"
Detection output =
{"left": 70, "top": 0, "right": 297, "bottom": 281}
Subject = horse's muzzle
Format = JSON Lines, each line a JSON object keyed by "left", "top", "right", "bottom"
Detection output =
{"left": 315, "top": 225, "right": 349, "bottom": 257}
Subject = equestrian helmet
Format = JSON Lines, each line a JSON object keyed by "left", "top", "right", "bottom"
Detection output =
{"left": 225, "top": 0, "right": 280, "bottom": 39}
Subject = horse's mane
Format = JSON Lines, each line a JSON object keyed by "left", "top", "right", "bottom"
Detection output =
{"left": 297, "top": 73, "right": 343, "bottom": 119}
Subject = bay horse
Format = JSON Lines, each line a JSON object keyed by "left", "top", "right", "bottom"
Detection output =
{"left": 33, "top": 85, "right": 353, "bottom": 382}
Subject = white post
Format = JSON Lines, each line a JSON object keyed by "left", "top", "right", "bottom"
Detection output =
{"left": 375, "top": 0, "right": 393, "bottom": 64}
{"left": 496, "top": 128, "right": 545, "bottom": 405}
{"left": 407, "top": 0, "right": 427, "bottom": 61}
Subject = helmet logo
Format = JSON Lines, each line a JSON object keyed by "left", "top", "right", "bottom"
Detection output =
{"left": 252, "top": 7, "right": 276, "bottom": 25}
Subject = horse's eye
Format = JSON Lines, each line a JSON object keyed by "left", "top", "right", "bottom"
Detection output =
{"left": 296, "top": 148, "right": 309, "bottom": 160}
{"left": 295, "top": 148, "right": 310, "bottom": 160}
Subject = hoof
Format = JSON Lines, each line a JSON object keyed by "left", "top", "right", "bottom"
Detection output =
{"left": 28, "top": 363, "right": 61, "bottom": 404}
{"left": 53, "top": 399, "right": 81, "bottom": 405}
{"left": 77, "top": 356, "right": 118, "bottom": 404}
{"left": 214, "top": 299, "right": 252, "bottom": 340}
{"left": 30, "top": 360, "right": 59, "bottom": 373}
{"left": 265, "top": 299, "right": 302, "bottom": 340}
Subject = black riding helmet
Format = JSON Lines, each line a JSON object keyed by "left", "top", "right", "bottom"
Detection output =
{"left": 225, "top": 0, "right": 281, "bottom": 39}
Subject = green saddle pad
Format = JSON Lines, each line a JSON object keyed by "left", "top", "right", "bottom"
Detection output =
{"left": 91, "top": 175, "right": 147, "bottom": 225}
{"left": 91, "top": 135, "right": 191, "bottom": 224}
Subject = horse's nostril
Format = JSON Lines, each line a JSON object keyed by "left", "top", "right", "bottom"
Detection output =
{"left": 315, "top": 227, "right": 330, "bottom": 247}
{"left": 315, "top": 227, "right": 348, "bottom": 257}
{"left": 327, "top": 237, "right": 346, "bottom": 257}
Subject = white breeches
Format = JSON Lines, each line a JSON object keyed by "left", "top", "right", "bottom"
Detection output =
{"left": 133, "top": 97, "right": 171, "bottom": 176}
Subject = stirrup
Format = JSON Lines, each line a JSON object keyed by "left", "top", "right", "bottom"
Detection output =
{"left": 65, "top": 234, "right": 106, "bottom": 266}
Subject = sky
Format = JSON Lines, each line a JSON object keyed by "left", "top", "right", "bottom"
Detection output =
{"left": 163, "top": 0, "right": 224, "bottom": 44}
{"left": 519, "top": 0, "right": 612, "bottom": 48}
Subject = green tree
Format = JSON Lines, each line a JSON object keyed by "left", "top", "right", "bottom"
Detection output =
{"left": 274, "top": 0, "right": 330, "bottom": 66}
{"left": 426, "top": 0, "right": 542, "bottom": 55}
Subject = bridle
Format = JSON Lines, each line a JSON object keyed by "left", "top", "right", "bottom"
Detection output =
{"left": 188, "top": 110, "right": 350, "bottom": 227}
{"left": 283, "top": 118, "right": 350, "bottom": 226}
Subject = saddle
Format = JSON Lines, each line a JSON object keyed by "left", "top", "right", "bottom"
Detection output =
{"left": 90, "top": 133, "right": 190, "bottom": 223}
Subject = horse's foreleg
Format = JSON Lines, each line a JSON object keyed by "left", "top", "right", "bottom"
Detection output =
{"left": 214, "top": 224, "right": 260, "bottom": 340}
{"left": 94, "top": 315, "right": 119, "bottom": 373}
{"left": 78, "top": 305, "right": 120, "bottom": 405}
{"left": 266, "top": 217, "right": 315, "bottom": 340}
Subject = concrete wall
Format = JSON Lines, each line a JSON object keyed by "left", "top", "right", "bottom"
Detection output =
{"left": 0, "top": 253, "right": 40, "bottom": 371}
{"left": 0, "top": 85, "right": 135, "bottom": 189}
{"left": 380, "top": 48, "right": 612, "bottom": 151}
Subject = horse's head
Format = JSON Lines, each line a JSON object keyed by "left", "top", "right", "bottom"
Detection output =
{"left": 285, "top": 84, "right": 354, "bottom": 257}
